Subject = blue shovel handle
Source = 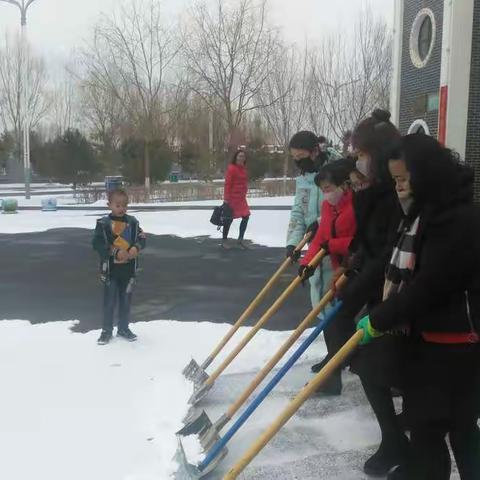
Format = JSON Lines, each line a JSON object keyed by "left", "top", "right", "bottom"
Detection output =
{"left": 199, "top": 300, "right": 343, "bottom": 471}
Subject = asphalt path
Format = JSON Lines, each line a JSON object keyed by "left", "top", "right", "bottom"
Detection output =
{"left": 0, "top": 229, "right": 329, "bottom": 333}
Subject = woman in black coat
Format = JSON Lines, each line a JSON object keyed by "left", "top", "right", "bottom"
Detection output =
{"left": 318, "top": 110, "right": 409, "bottom": 477}
{"left": 358, "top": 134, "right": 480, "bottom": 480}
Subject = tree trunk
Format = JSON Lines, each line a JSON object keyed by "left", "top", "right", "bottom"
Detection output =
{"left": 282, "top": 151, "right": 289, "bottom": 196}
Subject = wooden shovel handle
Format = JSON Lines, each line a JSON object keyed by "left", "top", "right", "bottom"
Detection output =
{"left": 203, "top": 233, "right": 312, "bottom": 369}
{"left": 226, "top": 274, "right": 348, "bottom": 419}
{"left": 206, "top": 245, "right": 325, "bottom": 386}
{"left": 223, "top": 329, "right": 364, "bottom": 479}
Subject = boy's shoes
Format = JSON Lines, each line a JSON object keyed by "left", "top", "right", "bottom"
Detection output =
{"left": 97, "top": 330, "right": 112, "bottom": 345}
{"left": 117, "top": 327, "right": 137, "bottom": 342}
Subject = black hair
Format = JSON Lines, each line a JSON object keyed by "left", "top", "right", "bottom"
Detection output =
{"left": 231, "top": 149, "right": 247, "bottom": 165}
{"left": 317, "top": 135, "right": 327, "bottom": 144}
{"left": 289, "top": 131, "right": 320, "bottom": 152}
{"left": 108, "top": 188, "right": 129, "bottom": 203}
{"left": 352, "top": 109, "right": 401, "bottom": 184}
{"left": 389, "top": 134, "right": 474, "bottom": 208}
{"left": 315, "top": 158, "right": 356, "bottom": 187}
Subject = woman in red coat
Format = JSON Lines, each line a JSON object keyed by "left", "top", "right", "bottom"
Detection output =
{"left": 298, "top": 159, "right": 357, "bottom": 387}
{"left": 222, "top": 150, "right": 251, "bottom": 249}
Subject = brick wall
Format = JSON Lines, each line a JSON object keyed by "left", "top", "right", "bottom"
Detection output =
{"left": 399, "top": 1, "right": 444, "bottom": 135}
{"left": 465, "top": 0, "right": 480, "bottom": 203}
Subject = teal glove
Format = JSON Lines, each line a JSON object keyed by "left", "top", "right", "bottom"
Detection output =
{"left": 356, "top": 315, "right": 383, "bottom": 345}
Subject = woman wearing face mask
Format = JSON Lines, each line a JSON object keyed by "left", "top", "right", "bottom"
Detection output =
{"left": 357, "top": 134, "right": 480, "bottom": 480}
{"left": 298, "top": 159, "right": 357, "bottom": 394}
{"left": 316, "top": 110, "right": 411, "bottom": 476}
{"left": 286, "top": 131, "right": 342, "bottom": 311}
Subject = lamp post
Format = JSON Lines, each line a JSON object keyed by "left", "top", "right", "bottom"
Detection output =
{"left": 0, "top": 0, "right": 37, "bottom": 199}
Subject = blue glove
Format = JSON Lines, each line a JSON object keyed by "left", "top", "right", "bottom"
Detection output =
{"left": 356, "top": 315, "right": 383, "bottom": 345}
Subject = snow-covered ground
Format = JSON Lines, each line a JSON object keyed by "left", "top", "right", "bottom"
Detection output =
{"left": 0, "top": 319, "right": 330, "bottom": 480}
{"left": 2, "top": 194, "right": 294, "bottom": 208}
{"left": 0, "top": 208, "right": 290, "bottom": 247}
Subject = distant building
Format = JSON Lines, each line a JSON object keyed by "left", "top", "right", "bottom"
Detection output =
{"left": 391, "top": 0, "right": 480, "bottom": 200}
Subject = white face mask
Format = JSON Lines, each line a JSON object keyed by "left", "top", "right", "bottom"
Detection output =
{"left": 356, "top": 158, "right": 369, "bottom": 178}
{"left": 324, "top": 189, "right": 344, "bottom": 206}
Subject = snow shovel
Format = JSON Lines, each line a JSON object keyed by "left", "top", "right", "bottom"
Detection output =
{"left": 182, "top": 233, "right": 312, "bottom": 383}
{"left": 174, "top": 301, "right": 344, "bottom": 479}
{"left": 222, "top": 329, "right": 364, "bottom": 479}
{"left": 188, "top": 247, "right": 327, "bottom": 405}
{"left": 179, "top": 274, "right": 348, "bottom": 449}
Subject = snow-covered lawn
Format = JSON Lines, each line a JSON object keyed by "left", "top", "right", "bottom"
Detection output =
{"left": 0, "top": 208, "right": 290, "bottom": 247}
{"left": 0, "top": 319, "right": 327, "bottom": 480}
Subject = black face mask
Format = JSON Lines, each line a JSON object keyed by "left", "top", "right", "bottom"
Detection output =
{"left": 295, "top": 157, "right": 316, "bottom": 173}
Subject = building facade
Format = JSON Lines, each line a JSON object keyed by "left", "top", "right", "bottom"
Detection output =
{"left": 391, "top": 0, "right": 480, "bottom": 200}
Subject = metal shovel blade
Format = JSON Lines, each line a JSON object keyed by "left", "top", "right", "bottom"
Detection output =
{"left": 188, "top": 381, "right": 214, "bottom": 405}
{"left": 174, "top": 431, "right": 228, "bottom": 479}
{"left": 182, "top": 358, "right": 203, "bottom": 381}
{"left": 177, "top": 410, "right": 213, "bottom": 437}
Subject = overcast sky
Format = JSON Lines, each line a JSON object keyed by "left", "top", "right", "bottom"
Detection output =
{"left": 0, "top": 0, "right": 394, "bottom": 63}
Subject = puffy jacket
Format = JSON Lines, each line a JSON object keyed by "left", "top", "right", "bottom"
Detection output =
{"left": 224, "top": 163, "right": 250, "bottom": 218}
{"left": 370, "top": 203, "right": 480, "bottom": 339}
{"left": 301, "top": 189, "right": 356, "bottom": 270}
{"left": 286, "top": 172, "right": 322, "bottom": 247}
{"left": 92, "top": 214, "right": 146, "bottom": 279}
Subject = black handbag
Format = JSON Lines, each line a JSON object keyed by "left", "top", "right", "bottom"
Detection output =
{"left": 210, "top": 202, "right": 233, "bottom": 229}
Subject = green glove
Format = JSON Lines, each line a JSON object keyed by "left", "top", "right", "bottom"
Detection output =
{"left": 356, "top": 315, "right": 383, "bottom": 345}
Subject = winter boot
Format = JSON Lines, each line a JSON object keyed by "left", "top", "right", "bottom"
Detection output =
{"left": 97, "top": 330, "right": 112, "bottom": 345}
{"left": 311, "top": 355, "right": 330, "bottom": 373}
{"left": 364, "top": 435, "right": 410, "bottom": 477}
{"left": 117, "top": 327, "right": 137, "bottom": 342}
{"left": 387, "top": 464, "right": 412, "bottom": 480}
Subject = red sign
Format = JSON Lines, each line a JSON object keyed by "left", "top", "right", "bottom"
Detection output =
{"left": 438, "top": 85, "right": 448, "bottom": 145}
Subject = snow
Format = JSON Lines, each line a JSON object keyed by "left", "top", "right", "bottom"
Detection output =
{"left": 0, "top": 208, "right": 290, "bottom": 247}
{"left": 0, "top": 319, "right": 327, "bottom": 480}
{"left": 182, "top": 434, "right": 204, "bottom": 464}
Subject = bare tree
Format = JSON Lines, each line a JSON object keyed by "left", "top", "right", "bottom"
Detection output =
{"left": 78, "top": 0, "right": 180, "bottom": 193}
{"left": 0, "top": 33, "right": 50, "bottom": 135}
{"left": 309, "top": 7, "right": 392, "bottom": 141}
{"left": 257, "top": 41, "right": 311, "bottom": 179}
{"left": 181, "top": 0, "right": 279, "bottom": 155}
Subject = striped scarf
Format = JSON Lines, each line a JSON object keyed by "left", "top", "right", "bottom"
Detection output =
{"left": 382, "top": 216, "right": 420, "bottom": 335}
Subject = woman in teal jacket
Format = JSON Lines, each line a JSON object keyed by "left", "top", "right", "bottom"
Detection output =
{"left": 286, "top": 131, "right": 341, "bottom": 308}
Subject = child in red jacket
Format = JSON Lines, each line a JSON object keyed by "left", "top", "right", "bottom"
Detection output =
{"left": 298, "top": 158, "right": 356, "bottom": 391}
{"left": 299, "top": 158, "right": 356, "bottom": 274}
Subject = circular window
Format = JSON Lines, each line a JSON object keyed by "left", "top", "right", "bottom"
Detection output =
{"left": 408, "top": 119, "right": 430, "bottom": 135}
{"left": 410, "top": 9, "right": 436, "bottom": 68}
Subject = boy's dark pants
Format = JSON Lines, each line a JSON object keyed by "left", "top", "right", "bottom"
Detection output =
{"left": 103, "top": 277, "right": 132, "bottom": 333}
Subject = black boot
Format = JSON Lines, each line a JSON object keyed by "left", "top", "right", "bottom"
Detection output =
{"left": 364, "top": 436, "right": 410, "bottom": 476}
{"left": 117, "top": 327, "right": 137, "bottom": 342}
{"left": 311, "top": 355, "right": 330, "bottom": 373}
{"left": 387, "top": 464, "right": 412, "bottom": 480}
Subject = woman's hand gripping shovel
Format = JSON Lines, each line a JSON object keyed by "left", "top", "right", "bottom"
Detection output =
{"left": 173, "top": 275, "right": 347, "bottom": 479}
{"left": 182, "top": 234, "right": 312, "bottom": 386}
{"left": 187, "top": 246, "right": 327, "bottom": 406}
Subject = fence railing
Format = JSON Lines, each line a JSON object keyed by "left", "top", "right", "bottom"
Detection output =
{"left": 74, "top": 178, "right": 297, "bottom": 204}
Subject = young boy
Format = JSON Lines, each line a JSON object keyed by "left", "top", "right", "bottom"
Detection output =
{"left": 92, "top": 189, "right": 146, "bottom": 345}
